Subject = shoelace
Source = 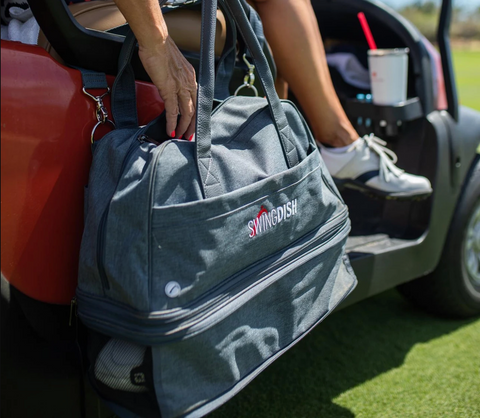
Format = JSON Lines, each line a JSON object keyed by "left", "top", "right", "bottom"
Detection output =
{"left": 347, "top": 134, "right": 404, "bottom": 182}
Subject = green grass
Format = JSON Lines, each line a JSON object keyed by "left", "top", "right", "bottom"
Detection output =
{"left": 452, "top": 49, "right": 480, "bottom": 153}
{"left": 452, "top": 49, "right": 480, "bottom": 112}
{"left": 210, "top": 291, "right": 480, "bottom": 418}
{"left": 208, "top": 50, "right": 480, "bottom": 417}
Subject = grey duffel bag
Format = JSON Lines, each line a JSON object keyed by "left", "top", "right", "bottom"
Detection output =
{"left": 77, "top": 0, "right": 357, "bottom": 416}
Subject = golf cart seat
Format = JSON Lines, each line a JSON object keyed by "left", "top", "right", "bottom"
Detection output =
{"left": 37, "top": 0, "right": 228, "bottom": 63}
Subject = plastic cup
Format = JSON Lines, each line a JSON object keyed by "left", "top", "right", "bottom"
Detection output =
{"left": 368, "top": 48, "right": 409, "bottom": 105}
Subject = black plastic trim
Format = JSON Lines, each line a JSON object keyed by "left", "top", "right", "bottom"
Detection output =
{"left": 29, "top": 1, "right": 123, "bottom": 74}
{"left": 437, "top": 0, "right": 459, "bottom": 121}
{"left": 342, "top": 97, "right": 423, "bottom": 123}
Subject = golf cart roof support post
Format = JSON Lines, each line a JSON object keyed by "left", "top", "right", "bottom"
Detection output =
{"left": 437, "top": 0, "right": 458, "bottom": 122}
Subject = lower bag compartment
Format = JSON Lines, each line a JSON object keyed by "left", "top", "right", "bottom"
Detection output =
{"left": 86, "top": 224, "right": 356, "bottom": 418}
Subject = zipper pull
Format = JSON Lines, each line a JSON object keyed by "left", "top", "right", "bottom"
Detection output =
{"left": 138, "top": 134, "right": 162, "bottom": 146}
{"left": 69, "top": 297, "right": 77, "bottom": 327}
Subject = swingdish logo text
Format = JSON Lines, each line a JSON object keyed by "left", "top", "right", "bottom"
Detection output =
{"left": 248, "top": 199, "right": 298, "bottom": 238}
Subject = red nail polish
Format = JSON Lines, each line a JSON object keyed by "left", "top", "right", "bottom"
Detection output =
{"left": 189, "top": 134, "right": 194, "bottom": 141}
{"left": 170, "top": 131, "right": 175, "bottom": 138}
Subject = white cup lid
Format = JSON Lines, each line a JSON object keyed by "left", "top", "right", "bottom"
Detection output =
{"left": 368, "top": 48, "right": 410, "bottom": 56}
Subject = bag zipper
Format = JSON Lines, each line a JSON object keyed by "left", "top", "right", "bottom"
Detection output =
{"left": 185, "top": 218, "right": 350, "bottom": 339}
{"left": 95, "top": 135, "right": 170, "bottom": 291}
{"left": 138, "top": 134, "right": 163, "bottom": 146}
{"left": 78, "top": 208, "right": 350, "bottom": 342}
{"left": 210, "top": 95, "right": 235, "bottom": 116}
{"left": 174, "top": 208, "right": 349, "bottom": 318}
{"left": 69, "top": 297, "right": 77, "bottom": 327}
{"left": 179, "top": 209, "right": 349, "bottom": 325}
{"left": 147, "top": 140, "right": 172, "bottom": 310}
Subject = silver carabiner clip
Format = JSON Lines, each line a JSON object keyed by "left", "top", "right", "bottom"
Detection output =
{"left": 234, "top": 54, "right": 259, "bottom": 97}
{"left": 90, "top": 120, "right": 116, "bottom": 144}
{"left": 83, "top": 87, "right": 116, "bottom": 143}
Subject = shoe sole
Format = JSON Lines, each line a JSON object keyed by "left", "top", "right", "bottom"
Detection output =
{"left": 334, "top": 178, "right": 433, "bottom": 201}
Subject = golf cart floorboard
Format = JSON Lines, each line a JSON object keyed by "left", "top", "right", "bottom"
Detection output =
{"left": 342, "top": 234, "right": 423, "bottom": 309}
{"left": 346, "top": 234, "right": 411, "bottom": 255}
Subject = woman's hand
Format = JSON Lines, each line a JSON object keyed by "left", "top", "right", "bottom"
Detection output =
{"left": 113, "top": 0, "right": 197, "bottom": 139}
{"left": 139, "top": 38, "right": 197, "bottom": 140}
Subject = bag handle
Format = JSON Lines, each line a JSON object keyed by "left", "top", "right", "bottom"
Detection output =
{"left": 111, "top": 32, "right": 139, "bottom": 129}
{"left": 111, "top": 1, "right": 241, "bottom": 126}
{"left": 111, "top": 0, "right": 299, "bottom": 198}
{"left": 196, "top": 0, "right": 299, "bottom": 198}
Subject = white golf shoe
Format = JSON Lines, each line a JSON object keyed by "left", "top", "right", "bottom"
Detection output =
{"left": 319, "top": 134, "right": 433, "bottom": 200}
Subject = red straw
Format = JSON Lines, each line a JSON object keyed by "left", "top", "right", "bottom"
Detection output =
{"left": 357, "top": 12, "right": 377, "bottom": 50}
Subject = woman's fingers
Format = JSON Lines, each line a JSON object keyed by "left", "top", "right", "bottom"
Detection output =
{"left": 163, "top": 93, "right": 179, "bottom": 138}
{"left": 183, "top": 90, "right": 197, "bottom": 140}
{"left": 174, "top": 49, "right": 197, "bottom": 139}
{"left": 138, "top": 36, "right": 198, "bottom": 138}
{"left": 176, "top": 89, "right": 195, "bottom": 139}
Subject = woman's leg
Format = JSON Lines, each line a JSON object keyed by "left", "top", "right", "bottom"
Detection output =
{"left": 251, "top": 0, "right": 358, "bottom": 147}
{"left": 249, "top": 0, "right": 432, "bottom": 199}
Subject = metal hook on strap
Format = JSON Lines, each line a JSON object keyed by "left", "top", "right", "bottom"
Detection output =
{"left": 234, "top": 54, "right": 259, "bottom": 97}
{"left": 82, "top": 87, "right": 116, "bottom": 143}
